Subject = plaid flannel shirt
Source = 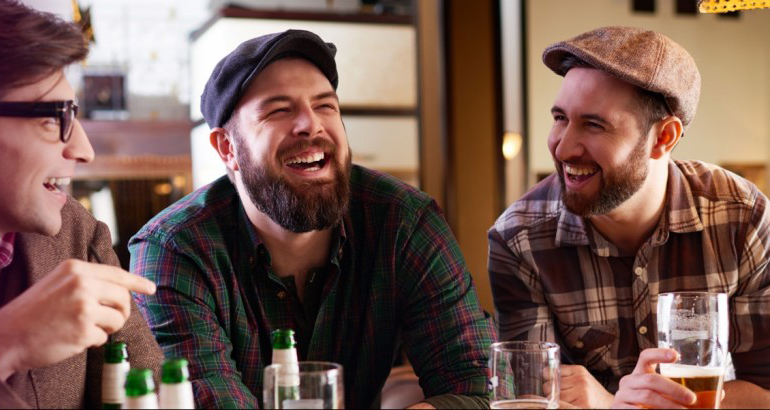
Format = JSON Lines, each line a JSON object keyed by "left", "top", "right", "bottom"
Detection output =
{"left": 489, "top": 159, "right": 770, "bottom": 392}
{"left": 130, "top": 165, "right": 495, "bottom": 409}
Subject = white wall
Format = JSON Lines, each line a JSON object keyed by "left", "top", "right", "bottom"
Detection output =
{"left": 525, "top": 0, "right": 770, "bottom": 180}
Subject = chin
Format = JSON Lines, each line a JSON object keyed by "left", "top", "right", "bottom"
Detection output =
{"left": 32, "top": 217, "right": 63, "bottom": 237}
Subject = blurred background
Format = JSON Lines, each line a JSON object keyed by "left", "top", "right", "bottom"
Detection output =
{"left": 24, "top": 0, "right": 770, "bottom": 313}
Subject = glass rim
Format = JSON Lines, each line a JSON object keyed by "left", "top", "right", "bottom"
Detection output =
{"left": 265, "top": 361, "right": 343, "bottom": 376}
{"left": 490, "top": 341, "right": 560, "bottom": 352}
{"left": 658, "top": 291, "right": 727, "bottom": 299}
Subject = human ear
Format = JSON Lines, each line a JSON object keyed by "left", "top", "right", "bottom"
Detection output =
{"left": 650, "top": 116, "right": 683, "bottom": 160}
{"left": 210, "top": 127, "right": 239, "bottom": 172}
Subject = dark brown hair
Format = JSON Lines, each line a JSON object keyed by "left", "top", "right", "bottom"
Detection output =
{"left": 559, "top": 55, "right": 670, "bottom": 135}
{"left": 0, "top": 0, "right": 89, "bottom": 97}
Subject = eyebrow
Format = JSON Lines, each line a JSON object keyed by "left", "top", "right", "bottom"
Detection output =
{"left": 551, "top": 106, "right": 611, "bottom": 126}
{"left": 259, "top": 92, "right": 339, "bottom": 106}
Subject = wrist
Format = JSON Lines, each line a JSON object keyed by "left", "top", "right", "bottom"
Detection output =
{"left": 0, "top": 338, "right": 21, "bottom": 382}
{"left": 0, "top": 312, "right": 23, "bottom": 382}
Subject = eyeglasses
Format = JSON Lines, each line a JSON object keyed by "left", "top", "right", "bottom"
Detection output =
{"left": 0, "top": 100, "right": 79, "bottom": 143}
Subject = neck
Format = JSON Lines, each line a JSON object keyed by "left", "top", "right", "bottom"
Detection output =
{"left": 589, "top": 159, "right": 669, "bottom": 255}
{"left": 236, "top": 183, "right": 332, "bottom": 279}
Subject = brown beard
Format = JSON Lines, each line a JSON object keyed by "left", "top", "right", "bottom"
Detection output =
{"left": 557, "top": 134, "right": 650, "bottom": 217}
{"left": 237, "top": 137, "right": 351, "bottom": 233}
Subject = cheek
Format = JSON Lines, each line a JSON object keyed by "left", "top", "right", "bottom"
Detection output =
{"left": 546, "top": 132, "right": 560, "bottom": 156}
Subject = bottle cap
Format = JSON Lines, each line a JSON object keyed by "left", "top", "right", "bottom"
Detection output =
{"left": 125, "top": 368, "right": 155, "bottom": 397}
{"left": 161, "top": 358, "right": 190, "bottom": 384}
{"left": 104, "top": 342, "right": 128, "bottom": 364}
{"left": 271, "top": 329, "right": 296, "bottom": 350}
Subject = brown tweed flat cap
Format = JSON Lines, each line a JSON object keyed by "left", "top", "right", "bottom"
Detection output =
{"left": 543, "top": 26, "right": 701, "bottom": 127}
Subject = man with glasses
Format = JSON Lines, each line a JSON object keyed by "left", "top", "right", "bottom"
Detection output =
{"left": 0, "top": 1, "right": 161, "bottom": 408}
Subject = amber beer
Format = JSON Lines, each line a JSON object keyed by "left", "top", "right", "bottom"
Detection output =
{"left": 660, "top": 363, "right": 723, "bottom": 409}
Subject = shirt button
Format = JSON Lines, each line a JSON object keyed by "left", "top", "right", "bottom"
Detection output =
{"left": 639, "top": 326, "right": 648, "bottom": 335}
{"left": 575, "top": 341, "right": 584, "bottom": 349}
{"left": 277, "top": 291, "right": 287, "bottom": 300}
{"left": 634, "top": 267, "right": 644, "bottom": 276}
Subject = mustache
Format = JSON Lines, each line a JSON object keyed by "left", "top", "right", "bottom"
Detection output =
{"left": 278, "top": 138, "right": 337, "bottom": 161}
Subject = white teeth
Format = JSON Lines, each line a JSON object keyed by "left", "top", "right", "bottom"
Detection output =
{"left": 44, "top": 177, "right": 71, "bottom": 188}
{"left": 286, "top": 152, "right": 324, "bottom": 165}
{"left": 565, "top": 164, "right": 598, "bottom": 176}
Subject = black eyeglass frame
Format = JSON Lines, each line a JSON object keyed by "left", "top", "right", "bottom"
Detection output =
{"left": 0, "top": 100, "right": 79, "bottom": 143}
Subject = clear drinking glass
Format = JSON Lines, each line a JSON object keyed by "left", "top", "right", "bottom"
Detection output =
{"left": 489, "top": 341, "right": 560, "bottom": 409}
{"left": 263, "top": 361, "right": 344, "bottom": 409}
{"left": 657, "top": 292, "right": 729, "bottom": 409}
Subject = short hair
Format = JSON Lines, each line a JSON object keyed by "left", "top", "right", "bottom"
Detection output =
{"left": 559, "top": 55, "right": 670, "bottom": 135}
{"left": 0, "top": 0, "right": 89, "bottom": 98}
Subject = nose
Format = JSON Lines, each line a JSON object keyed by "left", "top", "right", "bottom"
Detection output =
{"left": 292, "top": 104, "right": 323, "bottom": 138}
{"left": 63, "top": 119, "right": 95, "bottom": 163}
{"left": 551, "top": 122, "right": 584, "bottom": 162}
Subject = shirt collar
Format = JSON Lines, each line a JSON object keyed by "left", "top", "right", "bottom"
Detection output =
{"left": 0, "top": 232, "right": 16, "bottom": 270}
{"left": 554, "top": 159, "right": 704, "bottom": 254}
{"left": 238, "top": 202, "right": 349, "bottom": 266}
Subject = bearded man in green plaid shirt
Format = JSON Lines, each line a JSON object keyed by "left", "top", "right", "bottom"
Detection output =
{"left": 489, "top": 26, "right": 770, "bottom": 409}
{"left": 129, "top": 30, "right": 495, "bottom": 409}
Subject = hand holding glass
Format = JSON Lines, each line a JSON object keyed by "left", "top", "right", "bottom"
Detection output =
{"left": 657, "top": 292, "right": 728, "bottom": 409}
{"left": 490, "top": 341, "right": 560, "bottom": 409}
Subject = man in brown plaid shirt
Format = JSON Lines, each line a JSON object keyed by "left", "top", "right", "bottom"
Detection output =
{"left": 488, "top": 26, "right": 770, "bottom": 408}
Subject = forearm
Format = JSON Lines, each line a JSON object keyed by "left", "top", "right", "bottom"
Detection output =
{"left": 0, "top": 312, "right": 22, "bottom": 382}
{"left": 721, "top": 380, "right": 770, "bottom": 408}
{"left": 421, "top": 393, "right": 489, "bottom": 409}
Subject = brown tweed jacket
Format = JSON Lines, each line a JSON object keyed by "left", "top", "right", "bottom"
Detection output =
{"left": 0, "top": 197, "right": 163, "bottom": 409}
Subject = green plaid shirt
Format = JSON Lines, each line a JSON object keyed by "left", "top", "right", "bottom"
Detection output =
{"left": 130, "top": 165, "right": 495, "bottom": 408}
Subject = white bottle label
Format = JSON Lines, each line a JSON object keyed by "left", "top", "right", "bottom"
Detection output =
{"left": 283, "top": 399, "right": 323, "bottom": 409}
{"left": 102, "top": 362, "right": 130, "bottom": 404}
{"left": 273, "top": 348, "right": 300, "bottom": 387}
{"left": 123, "top": 393, "right": 159, "bottom": 409}
{"left": 159, "top": 381, "right": 195, "bottom": 409}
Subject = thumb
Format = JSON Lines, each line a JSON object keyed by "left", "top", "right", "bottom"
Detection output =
{"left": 633, "top": 348, "right": 677, "bottom": 374}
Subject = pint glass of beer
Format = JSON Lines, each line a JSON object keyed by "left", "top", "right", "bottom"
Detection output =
{"left": 657, "top": 292, "right": 728, "bottom": 409}
{"left": 489, "top": 341, "right": 560, "bottom": 409}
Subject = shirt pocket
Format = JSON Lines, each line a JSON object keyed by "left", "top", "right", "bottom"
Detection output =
{"left": 557, "top": 323, "right": 618, "bottom": 371}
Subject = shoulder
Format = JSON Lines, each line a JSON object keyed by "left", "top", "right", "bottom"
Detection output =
{"left": 349, "top": 165, "right": 437, "bottom": 219}
{"left": 130, "top": 176, "right": 239, "bottom": 248}
{"left": 491, "top": 174, "right": 564, "bottom": 243}
{"left": 674, "top": 159, "right": 762, "bottom": 208}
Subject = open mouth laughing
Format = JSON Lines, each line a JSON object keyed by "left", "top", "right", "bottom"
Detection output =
{"left": 564, "top": 164, "right": 599, "bottom": 183}
{"left": 285, "top": 151, "right": 329, "bottom": 172}
{"left": 43, "top": 176, "right": 71, "bottom": 194}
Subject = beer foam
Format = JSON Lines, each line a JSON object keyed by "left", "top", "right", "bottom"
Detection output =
{"left": 660, "top": 363, "right": 723, "bottom": 378}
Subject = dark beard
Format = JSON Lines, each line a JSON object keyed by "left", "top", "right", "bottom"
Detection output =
{"left": 558, "top": 135, "right": 649, "bottom": 217}
{"left": 238, "top": 140, "right": 351, "bottom": 233}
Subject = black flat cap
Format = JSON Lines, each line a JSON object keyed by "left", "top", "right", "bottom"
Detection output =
{"left": 201, "top": 29, "right": 338, "bottom": 128}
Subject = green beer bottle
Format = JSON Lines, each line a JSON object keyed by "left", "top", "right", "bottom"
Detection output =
{"left": 101, "top": 342, "right": 130, "bottom": 409}
{"left": 124, "top": 368, "right": 158, "bottom": 409}
{"left": 272, "top": 329, "right": 300, "bottom": 407}
{"left": 159, "top": 358, "right": 195, "bottom": 409}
